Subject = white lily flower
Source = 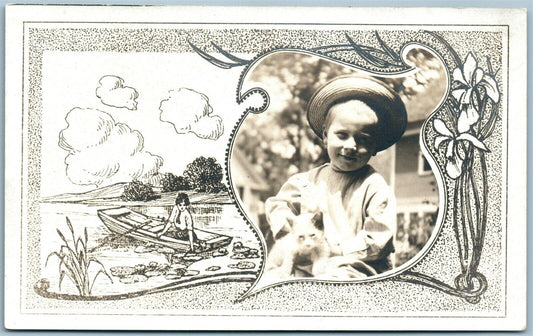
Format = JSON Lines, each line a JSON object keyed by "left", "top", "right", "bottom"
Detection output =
{"left": 433, "top": 118, "right": 489, "bottom": 179}
{"left": 451, "top": 53, "right": 500, "bottom": 133}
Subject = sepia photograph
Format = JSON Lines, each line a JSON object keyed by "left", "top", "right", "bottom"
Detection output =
{"left": 232, "top": 50, "right": 444, "bottom": 282}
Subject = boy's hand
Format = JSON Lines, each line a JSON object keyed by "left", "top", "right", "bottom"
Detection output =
{"left": 312, "top": 256, "right": 342, "bottom": 275}
{"left": 325, "top": 256, "right": 345, "bottom": 269}
{"left": 314, "top": 256, "right": 357, "bottom": 276}
{"left": 311, "top": 259, "right": 328, "bottom": 276}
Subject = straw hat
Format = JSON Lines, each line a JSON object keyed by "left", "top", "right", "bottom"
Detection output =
{"left": 307, "top": 75, "right": 407, "bottom": 152}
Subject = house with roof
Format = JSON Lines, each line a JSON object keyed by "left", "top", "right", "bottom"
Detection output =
{"left": 368, "top": 78, "right": 444, "bottom": 265}
{"left": 231, "top": 150, "right": 270, "bottom": 227}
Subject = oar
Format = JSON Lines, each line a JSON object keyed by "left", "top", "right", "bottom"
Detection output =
{"left": 88, "top": 219, "right": 163, "bottom": 253}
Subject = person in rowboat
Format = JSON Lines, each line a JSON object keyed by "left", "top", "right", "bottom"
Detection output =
{"left": 157, "top": 192, "right": 197, "bottom": 251}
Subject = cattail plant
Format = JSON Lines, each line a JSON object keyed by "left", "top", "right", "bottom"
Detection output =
{"left": 46, "top": 217, "right": 113, "bottom": 296}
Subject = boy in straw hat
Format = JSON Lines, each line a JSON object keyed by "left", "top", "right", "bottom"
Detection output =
{"left": 265, "top": 75, "right": 407, "bottom": 279}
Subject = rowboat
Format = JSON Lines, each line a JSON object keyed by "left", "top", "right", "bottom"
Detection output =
{"left": 97, "top": 207, "right": 232, "bottom": 251}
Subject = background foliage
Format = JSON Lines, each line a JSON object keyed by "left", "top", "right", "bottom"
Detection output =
{"left": 236, "top": 49, "right": 443, "bottom": 196}
{"left": 161, "top": 173, "right": 190, "bottom": 192}
{"left": 183, "top": 156, "right": 226, "bottom": 193}
{"left": 122, "top": 156, "right": 226, "bottom": 201}
{"left": 121, "top": 180, "right": 157, "bottom": 201}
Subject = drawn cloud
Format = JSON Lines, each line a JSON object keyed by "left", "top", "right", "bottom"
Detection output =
{"left": 159, "top": 88, "right": 224, "bottom": 140}
{"left": 59, "top": 107, "right": 163, "bottom": 187}
{"left": 96, "top": 75, "right": 139, "bottom": 110}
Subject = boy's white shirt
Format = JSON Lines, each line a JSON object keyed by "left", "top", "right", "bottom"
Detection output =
{"left": 266, "top": 164, "right": 396, "bottom": 259}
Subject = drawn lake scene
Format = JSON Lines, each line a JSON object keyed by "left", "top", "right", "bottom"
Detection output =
{"left": 29, "top": 61, "right": 264, "bottom": 300}
{"left": 38, "top": 187, "right": 261, "bottom": 299}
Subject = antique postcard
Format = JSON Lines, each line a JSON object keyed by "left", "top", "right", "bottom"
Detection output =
{"left": 4, "top": 5, "right": 527, "bottom": 330}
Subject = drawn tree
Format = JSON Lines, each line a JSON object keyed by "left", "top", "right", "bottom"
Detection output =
{"left": 121, "top": 180, "right": 157, "bottom": 201}
{"left": 161, "top": 172, "right": 191, "bottom": 192}
{"left": 183, "top": 156, "right": 226, "bottom": 193}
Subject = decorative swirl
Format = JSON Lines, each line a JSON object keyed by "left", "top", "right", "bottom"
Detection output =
{"left": 397, "top": 271, "right": 487, "bottom": 303}
{"left": 188, "top": 40, "right": 251, "bottom": 69}
{"left": 311, "top": 32, "right": 407, "bottom": 69}
{"left": 237, "top": 87, "right": 270, "bottom": 114}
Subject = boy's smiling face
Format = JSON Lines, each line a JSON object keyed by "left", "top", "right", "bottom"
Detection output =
{"left": 323, "top": 99, "right": 378, "bottom": 172}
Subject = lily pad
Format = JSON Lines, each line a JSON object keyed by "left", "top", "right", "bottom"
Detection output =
{"left": 110, "top": 266, "right": 136, "bottom": 277}
{"left": 145, "top": 270, "right": 163, "bottom": 277}
{"left": 205, "top": 266, "right": 221, "bottom": 272}
{"left": 182, "top": 255, "right": 203, "bottom": 262}
{"left": 230, "top": 253, "right": 247, "bottom": 260}
{"left": 228, "top": 261, "right": 255, "bottom": 270}
{"left": 119, "top": 276, "right": 135, "bottom": 284}
{"left": 246, "top": 249, "right": 260, "bottom": 258}
{"left": 131, "top": 274, "right": 148, "bottom": 283}
{"left": 232, "top": 242, "right": 250, "bottom": 254}
{"left": 183, "top": 270, "right": 200, "bottom": 277}
{"left": 157, "top": 247, "right": 176, "bottom": 254}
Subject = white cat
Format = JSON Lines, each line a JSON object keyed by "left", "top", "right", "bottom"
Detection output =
{"left": 265, "top": 212, "right": 330, "bottom": 279}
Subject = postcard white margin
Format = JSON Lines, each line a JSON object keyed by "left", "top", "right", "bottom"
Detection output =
{"left": 4, "top": 5, "right": 527, "bottom": 331}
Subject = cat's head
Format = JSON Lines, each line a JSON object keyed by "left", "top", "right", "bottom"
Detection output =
{"left": 287, "top": 212, "right": 324, "bottom": 249}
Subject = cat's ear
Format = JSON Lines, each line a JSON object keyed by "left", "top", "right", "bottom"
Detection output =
{"left": 312, "top": 212, "right": 324, "bottom": 230}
